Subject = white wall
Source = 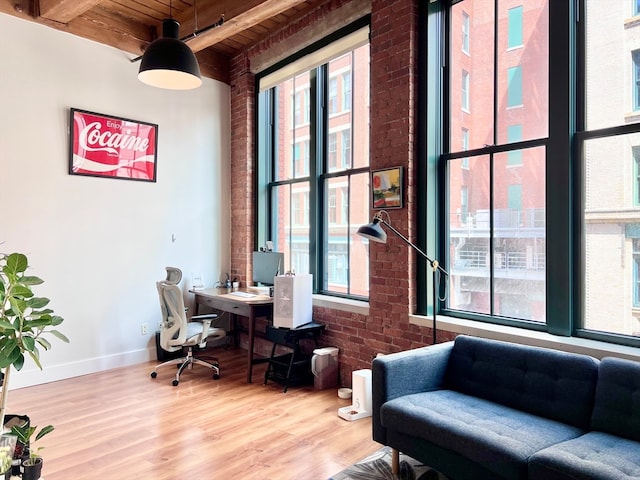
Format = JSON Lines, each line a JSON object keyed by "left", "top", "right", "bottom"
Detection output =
{"left": 0, "top": 14, "right": 231, "bottom": 388}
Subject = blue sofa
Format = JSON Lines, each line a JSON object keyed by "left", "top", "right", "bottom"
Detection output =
{"left": 372, "top": 335, "right": 640, "bottom": 480}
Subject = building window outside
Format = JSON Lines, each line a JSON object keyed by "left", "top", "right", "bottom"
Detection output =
{"left": 340, "top": 187, "right": 348, "bottom": 226}
{"left": 328, "top": 133, "right": 337, "bottom": 170}
{"left": 461, "top": 127, "right": 470, "bottom": 168}
{"left": 257, "top": 35, "right": 370, "bottom": 298}
{"left": 635, "top": 147, "right": 640, "bottom": 206}
{"left": 328, "top": 188, "right": 337, "bottom": 224}
{"left": 507, "top": 125, "right": 523, "bottom": 166}
{"left": 633, "top": 50, "right": 640, "bottom": 111}
{"left": 508, "top": 6, "right": 523, "bottom": 49}
{"left": 462, "top": 11, "right": 470, "bottom": 54}
{"left": 341, "top": 129, "right": 351, "bottom": 169}
{"left": 635, "top": 0, "right": 640, "bottom": 16}
{"left": 462, "top": 70, "right": 470, "bottom": 111}
{"left": 329, "top": 77, "right": 338, "bottom": 115}
{"left": 507, "top": 66, "right": 523, "bottom": 107}
{"left": 343, "top": 71, "right": 352, "bottom": 112}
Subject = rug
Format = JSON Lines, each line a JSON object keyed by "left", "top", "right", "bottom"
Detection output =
{"left": 329, "top": 446, "right": 448, "bottom": 480}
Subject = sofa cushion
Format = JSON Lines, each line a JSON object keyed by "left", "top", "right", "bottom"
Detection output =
{"left": 380, "top": 389, "right": 585, "bottom": 480}
{"left": 529, "top": 431, "right": 640, "bottom": 480}
{"left": 591, "top": 357, "right": 640, "bottom": 442}
{"left": 444, "top": 335, "right": 599, "bottom": 429}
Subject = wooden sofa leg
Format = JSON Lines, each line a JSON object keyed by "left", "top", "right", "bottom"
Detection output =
{"left": 391, "top": 448, "right": 399, "bottom": 474}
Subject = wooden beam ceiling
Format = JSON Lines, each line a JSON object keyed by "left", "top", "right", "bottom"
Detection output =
{"left": 0, "top": 0, "right": 327, "bottom": 84}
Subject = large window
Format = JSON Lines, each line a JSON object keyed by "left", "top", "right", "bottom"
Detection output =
{"left": 432, "top": 0, "right": 640, "bottom": 346}
{"left": 579, "top": 1, "right": 640, "bottom": 340}
{"left": 256, "top": 25, "right": 370, "bottom": 298}
{"left": 443, "top": 0, "right": 548, "bottom": 324}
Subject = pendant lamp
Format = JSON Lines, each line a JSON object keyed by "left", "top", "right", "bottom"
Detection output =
{"left": 138, "top": 18, "right": 202, "bottom": 90}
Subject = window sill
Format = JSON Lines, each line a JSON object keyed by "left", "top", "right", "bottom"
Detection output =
{"left": 624, "top": 16, "right": 640, "bottom": 28}
{"left": 409, "top": 314, "right": 640, "bottom": 362}
{"left": 625, "top": 111, "right": 640, "bottom": 123}
{"left": 312, "top": 294, "right": 369, "bottom": 316}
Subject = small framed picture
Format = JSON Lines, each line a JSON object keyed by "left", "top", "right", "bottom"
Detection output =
{"left": 371, "top": 167, "right": 403, "bottom": 209}
{"left": 69, "top": 108, "right": 158, "bottom": 182}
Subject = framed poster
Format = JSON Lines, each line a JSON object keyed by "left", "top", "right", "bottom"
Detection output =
{"left": 69, "top": 108, "right": 158, "bottom": 182}
{"left": 372, "top": 167, "right": 403, "bottom": 209}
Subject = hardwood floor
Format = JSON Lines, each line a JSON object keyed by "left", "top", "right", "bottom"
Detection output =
{"left": 7, "top": 348, "right": 379, "bottom": 480}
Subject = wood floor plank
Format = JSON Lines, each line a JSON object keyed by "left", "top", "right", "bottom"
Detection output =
{"left": 6, "top": 348, "right": 379, "bottom": 479}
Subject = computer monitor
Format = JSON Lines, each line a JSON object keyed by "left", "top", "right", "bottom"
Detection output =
{"left": 252, "top": 251, "right": 284, "bottom": 286}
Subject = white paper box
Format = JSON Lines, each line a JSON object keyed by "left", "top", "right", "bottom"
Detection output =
{"left": 273, "top": 274, "right": 312, "bottom": 329}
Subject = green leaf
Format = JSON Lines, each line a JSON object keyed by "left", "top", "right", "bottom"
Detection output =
{"left": 22, "top": 336, "right": 36, "bottom": 352}
{"left": 0, "top": 339, "right": 18, "bottom": 359}
{"left": 5, "top": 253, "right": 28, "bottom": 275}
{"left": 8, "top": 297, "right": 27, "bottom": 315}
{"left": 35, "top": 425, "right": 54, "bottom": 441}
{"left": 50, "top": 315, "right": 64, "bottom": 327}
{"left": 49, "top": 330, "right": 69, "bottom": 343}
{"left": 0, "top": 320, "right": 15, "bottom": 331}
{"left": 20, "top": 276, "right": 43, "bottom": 286}
{"left": 10, "top": 425, "right": 35, "bottom": 444}
{"left": 35, "top": 337, "right": 51, "bottom": 350}
{"left": 24, "top": 319, "right": 52, "bottom": 328}
{"left": 26, "top": 350, "right": 41, "bottom": 370}
{"left": 12, "top": 352, "right": 25, "bottom": 371}
{"left": 27, "top": 297, "right": 49, "bottom": 309}
{"left": 11, "top": 286, "right": 33, "bottom": 299}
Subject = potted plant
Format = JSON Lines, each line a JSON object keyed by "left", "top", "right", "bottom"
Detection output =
{"left": 10, "top": 424, "right": 53, "bottom": 480}
{"left": 0, "top": 252, "right": 68, "bottom": 477}
{"left": 0, "top": 434, "right": 16, "bottom": 479}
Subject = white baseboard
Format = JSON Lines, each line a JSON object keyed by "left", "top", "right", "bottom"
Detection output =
{"left": 8, "top": 347, "right": 157, "bottom": 390}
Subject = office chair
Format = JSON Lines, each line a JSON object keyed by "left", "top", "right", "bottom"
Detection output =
{"left": 151, "top": 267, "right": 226, "bottom": 386}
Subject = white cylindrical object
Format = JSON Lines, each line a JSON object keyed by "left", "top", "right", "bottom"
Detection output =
{"left": 352, "top": 369, "right": 372, "bottom": 413}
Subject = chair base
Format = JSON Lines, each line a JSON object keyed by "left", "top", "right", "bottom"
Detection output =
{"left": 150, "top": 346, "right": 220, "bottom": 386}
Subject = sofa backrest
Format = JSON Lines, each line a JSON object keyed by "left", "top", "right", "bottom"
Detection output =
{"left": 444, "top": 335, "right": 600, "bottom": 429}
{"left": 591, "top": 356, "right": 640, "bottom": 441}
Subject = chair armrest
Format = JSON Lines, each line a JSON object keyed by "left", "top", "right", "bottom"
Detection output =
{"left": 372, "top": 341, "right": 454, "bottom": 444}
{"left": 191, "top": 313, "right": 219, "bottom": 322}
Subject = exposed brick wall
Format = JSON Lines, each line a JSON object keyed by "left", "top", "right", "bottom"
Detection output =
{"left": 229, "top": 53, "right": 255, "bottom": 285}
{"left": 229, "top": 0, "right": 437, "bottom": 387}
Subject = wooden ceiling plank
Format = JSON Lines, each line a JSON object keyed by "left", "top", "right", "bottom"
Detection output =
{"left": 39, "top": 0, "right": 103, "bottom": 23}
{"left": 185, "top": 0, "right": 309, "bottom": 52}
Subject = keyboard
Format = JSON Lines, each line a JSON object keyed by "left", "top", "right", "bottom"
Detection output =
{"left": 228, "top": 291, "right": 256, "bottom": 298}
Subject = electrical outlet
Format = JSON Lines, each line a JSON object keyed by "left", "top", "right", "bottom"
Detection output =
{"left": 141, "top": 323, "right": 148, "bottom": 335}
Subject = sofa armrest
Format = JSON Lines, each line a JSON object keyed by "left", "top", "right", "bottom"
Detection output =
{"left": 372, "top": 341, "right": 454, "bottom": 444}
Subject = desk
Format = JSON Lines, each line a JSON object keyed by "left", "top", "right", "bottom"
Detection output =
{"left": 191, "top": 288, "right": 273, "bottom": 383}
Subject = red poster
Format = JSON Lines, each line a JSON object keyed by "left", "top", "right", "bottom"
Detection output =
{"left": 69, "top": 109, "right": 158, "bottom": 182}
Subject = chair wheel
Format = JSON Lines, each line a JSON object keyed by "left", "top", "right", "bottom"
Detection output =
{"left": 172, "top": 379, "right": 179, "bottom": 386}
{"left": 213, "top": 373, "right": 220, "bottom": 380}
{"left": 150, "top": 371, "right": 157, "bottom": 378}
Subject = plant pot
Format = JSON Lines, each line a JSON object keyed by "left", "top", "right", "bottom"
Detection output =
{"left": 22, "top": 457, "right": 43, "bottom": 480}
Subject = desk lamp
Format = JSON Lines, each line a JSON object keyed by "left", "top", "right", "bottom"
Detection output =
{"left": 357, "top": 210, "right": 449, "bottom": 344}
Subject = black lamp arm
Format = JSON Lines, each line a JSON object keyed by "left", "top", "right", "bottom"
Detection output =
{"left": 374, "top": 213, "right": 449, "bottom": 277}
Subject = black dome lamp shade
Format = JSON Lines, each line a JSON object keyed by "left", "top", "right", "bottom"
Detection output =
{"left": 138, "top": 18, "right": 202, "bottom": 90}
